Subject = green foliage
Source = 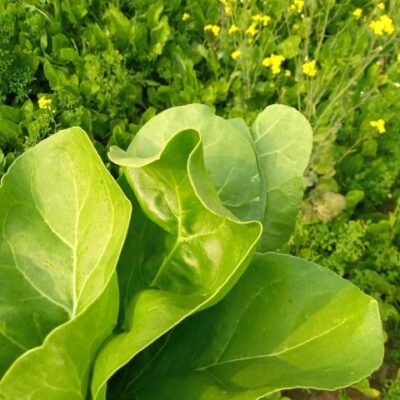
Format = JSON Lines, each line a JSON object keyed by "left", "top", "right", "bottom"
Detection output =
{"left": 115, "top": 253, "right": 382, "bottom": 400}
{"left": 0, "top": 128, "right": 131, "bottom": 397}
{"left": 384, "top": 369, "right": 400, "bottom": 399}
{"left": 290, "top": 200, "right": 400, "bottom": 380}
{"left": 1, "top": 0, "right": 399, "bottom": 397}
{"left": 0, "top": 110, "right": 383, "bottom": 399}
{"left": 92, "top": 103, "right": 311, "bottom": 397}
{"left": 251, "top": 105, "right": 312, "bottom": 250}
{"left": 0, "top": 3, "right": 38, "bottom": 103}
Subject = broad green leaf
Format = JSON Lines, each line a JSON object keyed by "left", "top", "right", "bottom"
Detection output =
{"left": 0, "top": 277, "right": 118, "bottom": 400}
{"left": 251, "top": 105, "right": 313, "bottom": 251}
{"left": 0, "top": 128, "right": 131, "bottom": 398}
{"left": 125, "top": 104, "right": 261, "bottom": 212}
{"left": 92, "top": 130, "right": 262, "bottom": 398}
{"left": 225, "top": 117, "right": 266, "bottom": 222}
{"left": 121, "top": 252, "right": 383, "bottom": 400}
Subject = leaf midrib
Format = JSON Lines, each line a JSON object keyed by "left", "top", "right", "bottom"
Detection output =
{"left": 1, "top": 144, "right": 112, "bottom": 321}
{"left": 196, "top": 317, "right": 349, "bottom": 371}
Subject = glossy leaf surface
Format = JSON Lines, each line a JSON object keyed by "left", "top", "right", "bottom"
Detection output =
{"left": 124, "top": 103, "right": 262, "bottom": 217}
{"left": 121, "top": 252, "right": 383, "bottom": 400}
{"left": 251, "top": 105, "right": 313, "bottom": 251}
{"left": 0, "top": 128, "right": 131, "bottom": 399}
{"left": 92, "top": 130, "right": 262, "bottom": 398}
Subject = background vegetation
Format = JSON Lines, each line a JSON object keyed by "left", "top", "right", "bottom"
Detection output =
{"left": 0, "top": 0, "right": 399, "bottom": 398}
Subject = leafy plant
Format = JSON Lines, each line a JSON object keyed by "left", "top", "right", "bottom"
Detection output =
{"left": 0, "top": 127, "right": 131, "bottom": 397}
{"left": 0, "top": 104, "right": 383, "bottom": 399}
{"left": 0, "top": 1, "right": 398, "bottom": 397}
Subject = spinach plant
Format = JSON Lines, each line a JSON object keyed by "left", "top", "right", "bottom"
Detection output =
{"left": 0, "top": 105, "right": 383, "bottom": 400}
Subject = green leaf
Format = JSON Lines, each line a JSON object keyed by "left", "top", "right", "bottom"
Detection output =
{"left": 91, "top": 129, "right": 262, "bottom": 398}
{"left": 0, "top": 128, "right": 131, "bottom": 398}
{"left": 59, "top": 47, "right": 81, "bottom": 64}
{"left": 0, "top": 105, "right": 22, "bottom": 123}
{"left": 146, "top": 2, "right": 170, "bottom": 59}
{"left": 44, "top": 63, "right": 79, "bottom": 97}
{"left": 277, "top": 36, "right": 302, "bottom": 59}
{"left": 122, "top": 252, "right": 383, "bottom": 400}
{"left": 149, "top": 15, "right": 170, "bottom": 58}
{"left": 0, "top": 119, "right": 22, "bottom": 148}
{"left": 251, "top": 105, "right": 313, "bottom": 251}
{"left": 121, "top": 104, "right": 261, "bottom": 213}
{"left": 43, "top": 62, "right": 62, "bottom": 90}
{"left": 0, "top": 277, "right": 118, "bottom": 400}
{"left": 61, "top": 0, "right": 88, "bottom": 26}
{"left": 146, "top": 2, "right": 164, "bottom": 28}
{"left": 105, "top": 5, "right": 131, "bottom": 50}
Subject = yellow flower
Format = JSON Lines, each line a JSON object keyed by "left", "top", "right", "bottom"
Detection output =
{"left": 38, "top": 97, "right": 52, "bottom": 110}
{"left": 229, "top": 24, "right": 239, "bottom": 34}
{"left": 352, "top": 8, "right": 363, "bottom": 19}
{"left": 380, "top": 15, "right": 394, "bottom": 33}
{"left": 246, "top": 22, "right": 259, "bottom": 37}
{"left": 231, "top": 49, "right": 241, "bottom": 60}
{"left": 204, "top": 24, "right": 221, "bottom": 37}
{"left": 285, "top": 69, "right": 292, "bottom": 77}
{"left": 220, "top": 0, "right": 233, "bottom": 16}
{"left": 182, "top": 12, "right": 191, "bottom": 21}
{"left": 397, "top": 53, "right": 400, "bottom": 62}
{"left": 302, "top": 60, "right": 317, "bottom": 77}
{"left": 370, "top": 119, "right": 386, "bottom": 134}
{"left": 261, "top": 15, "right": 271, "bottom": 26}
{"left": 262, "top": 54, "right": 286, "bottom": 75}
{"left": 293, "top": 23, "right": 300, "bottom": 31}
{"left": 252, "top": 14, "right": 271, "bottom": 27}
{"left": 369, "top": 15, "right": 395, "bottom": 35}
{"left": 369, "top": 20, "right": 383, "bottom": 35}
{"left": 378, "top": 2, "right": 385, "bottom": 10}
{"left": 290, "top": 0, "right": 304, "bottom": 12}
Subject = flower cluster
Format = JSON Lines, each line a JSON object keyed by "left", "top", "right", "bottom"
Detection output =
{"left": 229, "top": 24, "right": 239, "bottom": 34}
{"left": 246, "top": 23, "right": 259, "bottom": 37}
{"left": 290, "top": 0, "right": 305, "bottom": 13}
{"left": 263, "top": 54, "right": 286, "bottom": 75}
{"left": 231, "top": 49, "right": 241, "bottom": 60}
{"left": 220, "top": 0, "right": 236, "bottom": 16}
{"left": 204, "top": 24, "right": 221, "bottom": 37}
{"left": 199, "top": 1, "right": 393, "bottom": 87}
{"left": 302, "top": 60, "right": 317, "bottom": 77}
{"left": 369, "top": 15, "right": 395, "bottom": 35}
{"left": 252, "top": 14, "right": 271, "bottom": 27}
{"left": 244, "top": 13, "right": 272, "bottom": 42}
{"left": 181, "top": 13, "right": 190, "bottom": 21}
{"left": 38, "top": 97, "right": 52, "bottom": 110}
{"left": 352, "top": 8, "right": 363, "bottom": 19}
{"left": 370, "top": 119, "right": 386, "bottom": 134}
